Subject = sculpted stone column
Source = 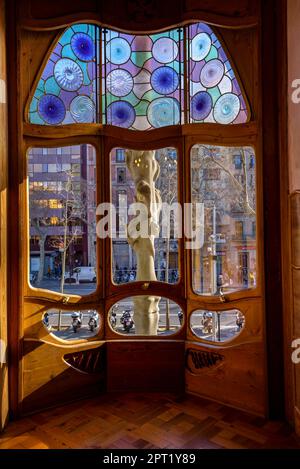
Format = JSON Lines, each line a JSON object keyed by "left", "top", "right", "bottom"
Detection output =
{"left": 126, "top": 150, "right": 161, "bottom": 335}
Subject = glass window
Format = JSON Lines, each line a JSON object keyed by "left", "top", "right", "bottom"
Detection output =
{"left": 117, "top": 167, "right": 126, "bottom": 183}
{"left": 187, "top": 23, "right": 248, "bottom": 124}
{"left": 110, "top": 147, "right": 179, "bottom": 285}
{"left": 191, "top": 144, "right": 256, "bottom": 295}
{"left": 108, "top": 297, "right": 183, "bottom": 336}
{"left": 28, "top": 145, "right": 97, "bottom": 296}
{"left": 102, "top": 27, "right": 184, "bottom": 130}
{"left": 116, "top": 149, "right": 125, "bottom": 162}
{"left": 190, "top": 309, "right": 245, "bottom": 342}
{"left": 42, "top": 309, "right": 100, "bottom": 340}
{"left": 28, "top": 22, "right": 248, "bottom": 128}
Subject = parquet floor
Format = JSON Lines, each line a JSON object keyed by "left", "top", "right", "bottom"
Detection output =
{"left": 0, "top": 393, "right": 300, "bottom": 449}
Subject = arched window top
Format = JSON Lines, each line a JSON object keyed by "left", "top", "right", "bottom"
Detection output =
{"left": 28, "top": 22, "right": 249, "bottom": 128}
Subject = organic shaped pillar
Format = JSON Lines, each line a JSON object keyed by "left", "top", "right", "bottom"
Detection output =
{"left": 126, "top": 150, "right": 161, "bottom": 335}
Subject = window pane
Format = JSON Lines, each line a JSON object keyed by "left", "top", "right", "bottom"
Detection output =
{"left": 103, "top": 28, "right": 184, "bottom": 130}
{"left": 187, "top": 23, "right": 249, "bottom": 124}
{"left": 110, "top": 147, "right": 179, "bottom": 284}
{"left": 191, "top": 145, "right": 256, "bottom": 295}
{"left": 42, "top": 309, "right": 100, "bottom": 340}
{"left": 190, "top": 309, "right": 245, "bottom": 342}
{"left": 29, "top": 24, "right": 99, "bottom": 125}
{"left": 108, "top": 297, "right": 183, "bottom": 336}
{"left": 28, "top": 145, "right": 97, "bottom": 295}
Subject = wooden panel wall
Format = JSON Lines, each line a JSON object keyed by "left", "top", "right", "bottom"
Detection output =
{"left": 286, "top": 0, "right": 300, "bottom": 436}
{"left": 0, "top": 0, "right": 8, "bottom": 431}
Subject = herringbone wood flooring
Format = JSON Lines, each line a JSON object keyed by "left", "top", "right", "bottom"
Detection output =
{"left": 0, "top": 393, "right": 299, "bottom": 449}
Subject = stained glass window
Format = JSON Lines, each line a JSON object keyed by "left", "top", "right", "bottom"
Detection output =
{"left": 29, "top": 24, "right": 99, "bottom": 125}
{"left": 28, "top": 23, "right": 249, "bottom": 127}
{"left": 102, "top": 28, "right": 184, "bottom": 130}
{"left": 188, "top": 23, "right": 248, "bottom": 124}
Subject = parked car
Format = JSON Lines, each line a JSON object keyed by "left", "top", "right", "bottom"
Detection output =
{"left": 64, "top": 266, "right": 96, "bottom": 284}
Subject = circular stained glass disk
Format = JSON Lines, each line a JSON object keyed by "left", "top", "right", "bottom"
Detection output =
{"left": 71, "top": 33, "right": 95, "bottom": 62}
{"left": 213, "top": 93, "right": 240, "bottom": 124}
{"left": 190, "top": 33, "right": 211, "bottom": 61}
{"left": 147, "top": 97, "right": 180, "bottom": 128}
{"left": 150, "top": 66, "right": 179, "bottom": 95}
{"left": 152, "top": 37, "right": 178, "bottom": 64}
{"left": 191, "top": 91, "right": 212, "bottom": 121}
{"left": 38, "top": 94, "right": 66, "bottom": 125}
{"left": 70, "top": 95, "right": 95, "bottom": 123}
{"left": 106, "top": 38, "right": 131, "bottom": 65}
{"left": 107, "top": 101, "right": 135, "bottom": 128}
{"left": 107, "top": 69, "right": 134, "bottom": 97}
{"left": 200, "top": 59, "right": 224, "bottom": 88}
{"left": 54, "top": 58, "right": 84, "bottom": 92}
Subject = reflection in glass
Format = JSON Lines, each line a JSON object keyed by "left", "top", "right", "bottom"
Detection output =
{"left": 108, "top": 297, "right": 183, "bottom": 336}
{"left": 190, "top": 309, "right": 245, "bottom": 342}
{"left": 42, "top": 309, "right": 100, "bottom": 340}
{"left": 28, "top": 145, "right": 97, "bottom": 295}
{"left": 191, "top": 145, "right": 256, "bottom": 296}
{"left": 111, "top": 147, "right": 179, "bottom": 285}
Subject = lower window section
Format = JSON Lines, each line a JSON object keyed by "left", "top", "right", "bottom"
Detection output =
{"left": 190, "top": 309, "right": 245, "bottom": 342}
{"left": 108, "top": 296, "right": 183, "bottom": 336}
{"left": 42, "top": 309, "right": 101, "bottom": 340}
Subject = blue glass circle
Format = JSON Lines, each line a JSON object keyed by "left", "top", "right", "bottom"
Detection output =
{"left": 152, "top": 37, "right": 178, "bottom": 64}
{"left": 147, "top": 97, "right": 180, "bottom": 128}
{"left": 107, "top": 101, "right": 135, "bottom": 128}
{"left": 213, "top": 93, "right": 240, "bottom": 124}
{"left": 190, "top": 33, "right": 211, "bottom": 61}
{"left": 54, "top": 58, "right": 83, "bottom": 91}
{"left": 191, "top": 91, "right": 212, "bottom": 121}
{"left": 106, "top": 38, "right": 131, "bottom": 65}
{"left": 38, "top": 94, "right": 66, "bottom": 124}
{"left": 70, "top": 95, "right": 95, "bottom": 123}
{"left": 71, "top": 33, "right": 95, "bottom": 62}
{"left": 150, "top": 66, "right": 179, "bottom": 95}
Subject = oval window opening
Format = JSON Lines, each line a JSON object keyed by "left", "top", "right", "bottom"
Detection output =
{"left": 108, "top": 296, "right": 183, "bottom": 336}
{"left": 190, "top": 309, "right": 245, "bottom": 342}
{"left": 42, "top": 309, "right": 100, "bottom": 340}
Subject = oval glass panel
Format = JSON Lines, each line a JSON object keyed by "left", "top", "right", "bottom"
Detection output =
{"left": 108, "top": 296, "right": 183, "bottom": 336}
{"left": 190, "top": 309, "right": 245, "bottom": 342}
{"left": 42, "top": 309, "right": 100, "bottom": 340}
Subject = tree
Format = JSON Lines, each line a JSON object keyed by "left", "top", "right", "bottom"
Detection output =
{"left": 191, "top": 145, "right": 256, "bottom": 294}
{"left": 29, "top": 168, "right": 96, "bottom": 292}
{"left": 155, "top": 148, "right": 178, "bottom": 330}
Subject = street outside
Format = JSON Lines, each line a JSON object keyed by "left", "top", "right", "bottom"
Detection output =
{"left": 34, "top": 278, "right": 96, "bottom": 296}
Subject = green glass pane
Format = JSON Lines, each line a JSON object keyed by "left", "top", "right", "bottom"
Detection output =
{"left": 134, "top": 99, "right": 149, "bottom": 116}
{"left": 151, "top": 31, "right": 172, "bottom": 41}
{"left": 142, "top": 89, "right": 162, "bottom": 102}
{"left": 76, "top": 61, "right": 91, "bottom": 86}
{"left": 208, "top": 86, "right": 221, "bottom": 104}
{"left": 30, "top": 111, "right": 45, "bottom": 124}
{"left": 205, "top": 45, "right": 218, "bottom": 61}
{"left": 61, "top": 44, "right": 78, "bottom": 61}
{"left": 131, "top": 51, "right": 152, "bottom": 68}
{"left": 59, "top": 28, "right": 74, "bottom": 47}
{"left": 34, "top": 88, "right": 44, "bottom": 99}
{"left": 37, "top": 78, "right": 44, "bottom": 93}
{"left": 44, "top": 76, "right": 60, "bottom": 95}
{"left": 29, "top": 97, "right": 38, "bottom": 113}
{"left": 71, "top": 24, "right": 89, "bottom": 34}
{"left": 123, "top": 91, "right": 140, "bottom": 107}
